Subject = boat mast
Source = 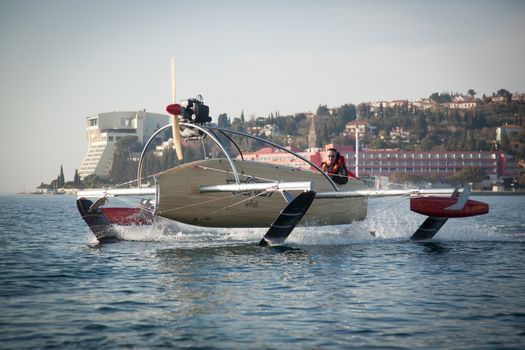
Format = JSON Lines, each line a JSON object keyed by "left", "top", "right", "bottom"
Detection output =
{"left": 355, "top": 114, "right": 359, "bottom": 177}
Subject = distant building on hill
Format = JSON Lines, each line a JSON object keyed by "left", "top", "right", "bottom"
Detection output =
{"left": 496, "top": 124, "right": 521, "bottom": 142}
{"left": 412, "top": 98, "right": 437, "bottom": 110}
{"left": 344, "top": 149, "right": 517, "bottom": 183}
{"left": 389, "top": 127, "right": 411, "bottom": 142}
{"left": 511, "top": 92, "right": 525, "bottom": 103}
{"left": 344, "top": 120, "right": 376, "bottom": 139}
{"left": 447, "top": 95, "right": 477, "bottom": 109}
{"left": 78, "top": 110, "right": 169, "bottom": 179}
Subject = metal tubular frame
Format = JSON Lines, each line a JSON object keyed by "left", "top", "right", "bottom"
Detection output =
{"left": 204, "top": 125, "right": 338, "bottom": 191}
{"left": 137, "top": 123, "right": 338, "bottom": 191}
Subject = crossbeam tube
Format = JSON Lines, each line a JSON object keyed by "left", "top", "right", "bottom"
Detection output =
{"left": 200, "top": 181, "right": 312, "bottom": 193}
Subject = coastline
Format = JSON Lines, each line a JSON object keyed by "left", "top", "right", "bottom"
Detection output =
{"left": 471, "top": 190, "right": 525, "bottom": 196}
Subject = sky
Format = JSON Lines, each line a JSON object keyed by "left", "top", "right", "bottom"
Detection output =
{"left": 0, "top": 0, "right": 524, "bottom": 193}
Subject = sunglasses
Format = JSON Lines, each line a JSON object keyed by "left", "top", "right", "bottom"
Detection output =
{"left": 328, "top": 155, "right": 335, "bottom": 158}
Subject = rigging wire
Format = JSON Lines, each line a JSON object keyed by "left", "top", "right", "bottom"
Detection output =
{"left": 367, "top": 193, "right": 411, "bottom": 216}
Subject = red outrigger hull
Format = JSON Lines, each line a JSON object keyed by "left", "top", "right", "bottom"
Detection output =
{"left": 101, "top": 208, "right": 154, "bottom": 226}
{"left": 410, "top": 196, "right": 489, "bottom": 218}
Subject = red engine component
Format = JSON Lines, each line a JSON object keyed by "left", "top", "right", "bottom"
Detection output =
{"left": 166, "top": 103, "right": 182, "bottom": 115}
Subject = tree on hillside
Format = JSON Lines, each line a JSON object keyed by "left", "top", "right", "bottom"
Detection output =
{"left": 467, "top": 89, "right": 477, "bottom": 98}
{"left": 280, "top": 117, "right": 297, "bottom": 136}
{"left": 357, "top": 103, "right": 371, "bottom": 119}
{"left": 59, "top": 165, "right": 65, "bottom": 188}
{"left": 73, "top": 169, "right": 81, "bottom": 188}
{"left": 230, "top": 117, "right": 243, "bottom": 131}
{"left": 369, "top": 136, "right": 386, "bottom": 149}
{"left": 82, "top": 174, "right": 111, "bottom": 188}
{"left": 496, "top": 89, "right": 512, "bottom": 103}
{"left": 429, "top": 92, "right": 452, "bottom": 103}
{"left": 316, "top": 104, "right": 329, "bottom": 116}
{"left": 337, "top": 104, "right": 356, "bottom": 123}
{"left": 498, "top": 133, "right": 511, "bottom": 153}
{"left": 450, "top": 168, "right": 486, "bottom": 187}
{"left": 317, "top": 122, "right": 329, "bottom": 147}
{"left": 218, "top": 113, "right": 229, "bottom": 128}
{"left": 109, "top": 136, "right": 141, "bottom": 184}
{"left": 418, "top": 134, "right": 439, "bottom": 151}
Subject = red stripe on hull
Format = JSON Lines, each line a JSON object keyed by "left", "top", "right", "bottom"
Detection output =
{"left": 101, "top": 208, "right": 153, "bottom": 226}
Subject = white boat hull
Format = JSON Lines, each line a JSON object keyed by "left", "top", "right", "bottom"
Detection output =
{"left": 156, "top": 159, "right": 368, "bottom": 227}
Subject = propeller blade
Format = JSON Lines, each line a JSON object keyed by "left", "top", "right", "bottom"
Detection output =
{"left": 170, "top": 58, "right": 183, "bottom": 160}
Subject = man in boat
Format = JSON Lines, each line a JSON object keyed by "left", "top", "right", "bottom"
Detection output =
{"left": 321, "top": 148, "right": 355, "bottom": 184}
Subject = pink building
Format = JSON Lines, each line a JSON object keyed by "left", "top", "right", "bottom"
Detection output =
{"left": 240, "top": 145, "right": 518, "bottom": 181}
{"left": 344, "top": 150, "right": 517, "bottom": 180}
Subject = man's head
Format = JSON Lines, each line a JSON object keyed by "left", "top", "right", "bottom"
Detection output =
{"left": 326, "top": 148, "right": 337, "bottom": 165}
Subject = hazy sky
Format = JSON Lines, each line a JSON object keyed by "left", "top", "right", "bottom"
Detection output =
{"left": 1, "top": 0, "right": 524, "bottom": 193}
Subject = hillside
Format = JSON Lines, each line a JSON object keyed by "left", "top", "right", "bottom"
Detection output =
{"left": 220, "top": 90, "right": 525, "bottom": 159}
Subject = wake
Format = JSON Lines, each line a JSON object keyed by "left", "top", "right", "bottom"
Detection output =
{"left": 102, "top": 212, "right": 522, "bottom": 247}
{"left": 90, "top": 196, "right": 523, "bottom": 246}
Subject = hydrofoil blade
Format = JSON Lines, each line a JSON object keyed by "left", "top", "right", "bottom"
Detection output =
{"left": 258, "top": 191, "right": 316, "bottom": 246}
{"left": 410, "top": 217, "right": 448, "bottom": 241}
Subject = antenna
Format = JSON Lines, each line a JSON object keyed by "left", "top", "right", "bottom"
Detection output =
{"left": 355, "top": 115, "right": 359, "bottom": 177}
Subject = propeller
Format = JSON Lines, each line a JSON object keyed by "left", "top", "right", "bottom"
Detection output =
{"left": 166, "top": 58, "right": 183, "bottom": 160}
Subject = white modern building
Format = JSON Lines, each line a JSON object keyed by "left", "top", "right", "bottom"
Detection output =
{"left": 78, "top": 110, "right": 169, "bottom": 179}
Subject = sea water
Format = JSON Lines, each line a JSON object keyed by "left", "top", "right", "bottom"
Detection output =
{"left": 0, "top": 194, "right": 524, "bottom": 349}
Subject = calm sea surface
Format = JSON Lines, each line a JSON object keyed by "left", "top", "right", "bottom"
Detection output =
{"left": 0, "top": 194, "right": 524, "bottom": 349}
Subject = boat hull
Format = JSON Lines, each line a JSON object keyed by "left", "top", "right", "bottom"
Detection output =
{"left": 156, "top": 159, "right": 368, "bottom": 227}
{"left": 76, "top": 198, "right": 120, "bottom": 242}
